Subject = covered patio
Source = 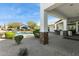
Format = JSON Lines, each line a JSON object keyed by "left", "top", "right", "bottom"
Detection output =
{"left": 40, "top": 3, "right": 79, "bottom": 44}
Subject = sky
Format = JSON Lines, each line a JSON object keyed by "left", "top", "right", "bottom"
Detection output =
{"left": 0, "top": 3, "right": 59, "bottom": 26}
{"left": 48, "top": 16, "right": 59, "bottom": 25}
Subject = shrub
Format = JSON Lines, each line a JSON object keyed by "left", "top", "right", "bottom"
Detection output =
{"left": 33, "top": 29, "right": 40, "bottom": 38}
{"left": 14, "top": 35, "right": 23, "bottom": 45}
{"left": 5, "top": 31, "right": 15, "bottom": 39}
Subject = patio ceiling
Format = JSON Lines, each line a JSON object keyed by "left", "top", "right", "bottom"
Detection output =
{"left": 46, "top": 3, "right": 79, "bottom": 18}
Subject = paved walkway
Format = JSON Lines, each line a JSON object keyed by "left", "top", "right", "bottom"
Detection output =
{"left": 0, "top": 33, "right": 79, "bottom": 56}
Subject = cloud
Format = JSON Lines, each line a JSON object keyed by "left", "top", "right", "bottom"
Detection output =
{"left": 35, "top": 4, "right": 40, "bottom": 7}
{"left": 36, "top": 21, "right": 40, "bottom": 26}
{"left": 48, "top": 17, "right": 60, "bottom": 25}
{"left": 0, "top": 14, "right": 12, "bottom": 19}
{"left": 0, "top": 3, "right": 40, "bottom": 25}
{"left": 25, "top": 12, "right": 40, "bottom": 19}
{"left": 32, "top": 12, "right": 39, "bottom": 16}
{"left": 36, "top": 17, "right": 59, "bottom": 26}
{"left": 16, "top": 8, "right": 22, "bottom": 14}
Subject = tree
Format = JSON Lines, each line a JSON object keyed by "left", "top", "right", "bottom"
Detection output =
{"left": 27, "top": 21, "right": 38, "bottom": 31}
{"left": 8, "top": 22, "right": 22, "bottom": 29}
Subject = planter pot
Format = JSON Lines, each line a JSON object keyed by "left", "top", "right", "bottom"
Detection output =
{"left": 68, "top": 31, "right": 72, "bottom": 36}
{"left": 14, "top": 35, "right": 23, "bottom": 45}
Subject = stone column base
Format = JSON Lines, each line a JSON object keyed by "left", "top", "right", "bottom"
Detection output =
{"left": 40, "top": 32, "right": 48, "bottom": 45}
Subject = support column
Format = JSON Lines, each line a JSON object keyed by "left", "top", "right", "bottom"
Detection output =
{"left": 63, "top": 19, "right": 67, "bottom": 31}
{"left": 63, "top": 19, "right": 68, "bottom": 36}
{"left": 55, "top": 24, "right": 57, "bottom": 30}
{"left": 40, "top": 9, "right": 48, "bottom": 45}
{"left": 76, "top": 22, "right": 78, "bottom": 34}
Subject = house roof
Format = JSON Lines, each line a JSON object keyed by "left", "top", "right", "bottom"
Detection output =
{"left": 55, "top": 19, "right": 62, "bottom": 24}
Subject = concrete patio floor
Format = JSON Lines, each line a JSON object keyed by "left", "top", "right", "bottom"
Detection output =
{"left": 0, "top": 33, "right": 79, "bottom": 56}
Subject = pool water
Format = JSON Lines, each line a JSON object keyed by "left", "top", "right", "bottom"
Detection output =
{"left": 16, "top": 32, "right": 33, "bottom": 35}
{"left": 15, "top": 31, "right": 33, "bottom": 38}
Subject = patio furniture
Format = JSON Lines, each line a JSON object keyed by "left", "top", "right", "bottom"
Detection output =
{"left": 54, "top": 30, "right": 61, "bottom": 35}
{"left": 68, "top": 31, "right": 72, "bottom": 36}
{"left": 60, "top": 30, "right": 63, "bottom": 36}
{"left": 62, "top": 31, "right": 68, "bottom": 39}
{"left": 64, "top": 35, "right": 79, "bottom": 41}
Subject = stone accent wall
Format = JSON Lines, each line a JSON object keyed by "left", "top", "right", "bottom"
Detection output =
{"left": 40, "top": 32, "right": 48, "bottom": 45}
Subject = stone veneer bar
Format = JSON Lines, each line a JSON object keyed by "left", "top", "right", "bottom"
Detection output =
{"left": 40, "top": 32, "right": 48, "bottom": 45}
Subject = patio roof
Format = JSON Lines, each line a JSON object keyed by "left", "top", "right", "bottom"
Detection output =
{"left": 45, "top": 3, "right": 79, "bottom": 19}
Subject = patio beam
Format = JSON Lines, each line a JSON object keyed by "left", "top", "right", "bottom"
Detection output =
{"left": 62, "top": 19, "right": 68, "bottom": 36}
{"left": 55, "top": 24, "right": 57, "bottom": 30}
{"left": 76, "top": 22, "right": 78, "bottom": 34}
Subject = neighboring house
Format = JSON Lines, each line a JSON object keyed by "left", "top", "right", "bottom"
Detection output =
{"left": 54, "top": 18, "right": 76, "bottom": 32}
{"left": 54, "top": 20, "right": 63, "bottom": 31}
{"left": 19, "top": 24, "right": 30, "bottom": 31}
{"left": 1, "top": 24, "right": 8, "bottom": 31}
{"left": 49, "top": 24, "right": 55, "bottom": 32}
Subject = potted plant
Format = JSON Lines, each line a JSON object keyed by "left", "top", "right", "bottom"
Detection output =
{"left": 14, "top": 35, "right": 23, "bottom": 45}
{"left": 33, "top": 29, "right": 40, "bottom": 38}
{"left": 5, "top": 31, "right": 15, "bottom": 39}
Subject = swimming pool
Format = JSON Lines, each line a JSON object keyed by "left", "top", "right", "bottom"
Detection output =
{"left": 16, "top": 31, "right": 33, "bottom": 35}
{"left": 16, "top": 32, "right": 32, "bottom": 34}
{"left": 15, "top": 31, "right": 33, "bottom": 38}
